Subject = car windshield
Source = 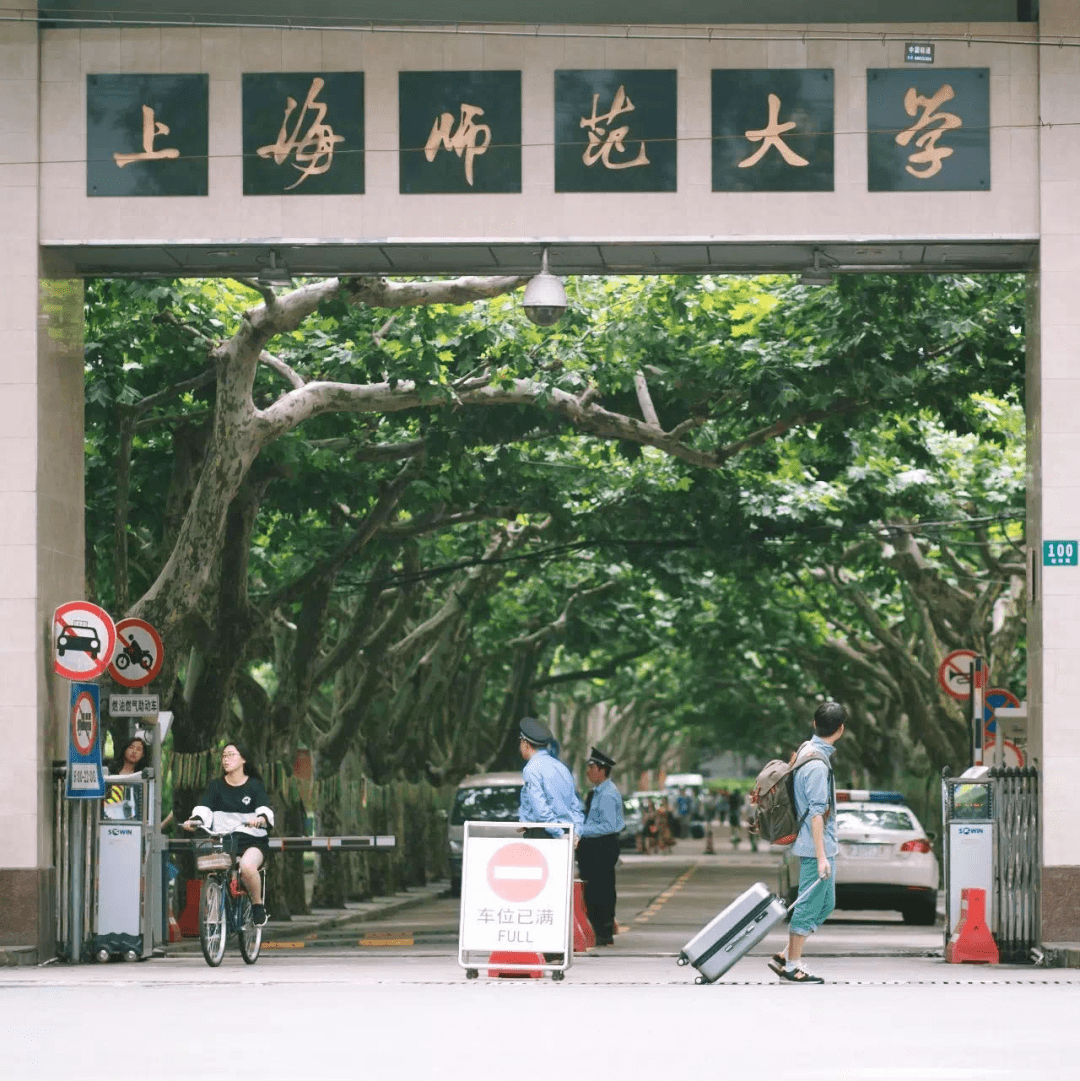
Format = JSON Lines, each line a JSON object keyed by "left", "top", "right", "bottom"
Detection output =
{"left": 451, "top": 785, "right": 521, "bottom": 825}
{"left": 837, "top": 808, "right": 916, "bottom": 831}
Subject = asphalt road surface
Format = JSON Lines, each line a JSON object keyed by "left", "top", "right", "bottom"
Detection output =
{"left": 4, "top": 846, "right": 1078, "bottom": 1081}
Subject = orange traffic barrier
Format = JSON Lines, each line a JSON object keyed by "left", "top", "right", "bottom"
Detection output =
{"left": 487, "top": 951, "right": 544, "bottom": 978}
{"left": 573, "top": 878, "right": 595, "bottom": 951}
{"left": 945, "top": 887, "right": 999, "bottom": 964}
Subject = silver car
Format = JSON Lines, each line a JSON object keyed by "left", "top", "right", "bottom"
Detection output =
{"left": 446, "top": 772, "right": 523, "bottom": 897}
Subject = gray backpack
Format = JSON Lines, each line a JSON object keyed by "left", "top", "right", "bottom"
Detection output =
{"left": 749, "top": 743, "right": 832, "bottom": 847}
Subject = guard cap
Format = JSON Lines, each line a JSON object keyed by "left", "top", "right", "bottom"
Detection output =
{"left": 519, "top": 717, "right": 554, "bottom": 747}
{"left": 587, "top": 747, "right": 616, "bottom": 770}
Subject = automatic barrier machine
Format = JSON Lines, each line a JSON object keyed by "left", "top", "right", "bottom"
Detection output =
{"left": 941, "top": 767, "right": 994, "bottom": 943}
{"left": 55, "top": 713, "right": 169, "bottom": 962}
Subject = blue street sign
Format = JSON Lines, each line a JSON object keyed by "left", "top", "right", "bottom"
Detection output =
{"left": 66, "top": 682, "right": 105, "bottom": 799}
{"left": 983, "top": 688, "right": 1021, "bottom": 735}
{"left": 1043, "top": 540, "right": 1078, "bottom": 566}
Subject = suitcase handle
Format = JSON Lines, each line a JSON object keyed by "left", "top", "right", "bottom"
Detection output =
{"left": 786, "top": 873, "right": 827, "bottom": 915}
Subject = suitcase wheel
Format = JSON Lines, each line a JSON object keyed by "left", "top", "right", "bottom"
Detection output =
{"left": 694, "top": 975, "right": 708, "bottom": 985}
{"left": 676, "top": 954, "right": 689, "bottom": 967}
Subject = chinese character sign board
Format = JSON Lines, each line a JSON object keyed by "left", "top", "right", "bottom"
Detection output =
{"left": 87, "top": 74, "right": 209, "bottom": 197}
{"left": 243, "top": 72, "right": 364, "bottom": 195}
{"left": 712, "top": 69, "right": 834, "bottom": 192}
{"left": 555, "top": 69, "right": 677, "bottom": 193}
{"left": 867, "top": 68, "right": 989, "bottom": 192}
{"left": 399, "top": 71, "right": 521, "bottom": 194}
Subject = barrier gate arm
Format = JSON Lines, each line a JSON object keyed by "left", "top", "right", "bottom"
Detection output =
{"left": 166, "top": 835, "right": 396, "bottom": 852}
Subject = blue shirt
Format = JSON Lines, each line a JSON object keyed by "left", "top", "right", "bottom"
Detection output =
{"left": 519, "top": 749, "right": 584, "bottom": 834}
{"left": 790, "top": 735, "right": 837, "bottom": 858}
{"left": 579, "top": 777, "right": 625, "bottom": 838}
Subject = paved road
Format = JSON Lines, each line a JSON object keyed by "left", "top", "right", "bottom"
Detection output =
{"left": 5, "top": 847, "right": 1078, "bottom": 1080}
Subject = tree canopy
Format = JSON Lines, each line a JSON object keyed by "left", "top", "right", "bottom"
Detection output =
{"left": 85, "top": 270, "right": 1026, "bottom": 793}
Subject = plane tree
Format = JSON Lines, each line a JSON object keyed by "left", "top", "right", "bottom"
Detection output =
{"left": 83, "top": 270, "right": 1026, "bottom": 796}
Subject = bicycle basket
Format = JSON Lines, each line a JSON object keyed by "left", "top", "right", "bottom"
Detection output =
{"left": 196, "top": 852, "right": 233, "bottom": 872}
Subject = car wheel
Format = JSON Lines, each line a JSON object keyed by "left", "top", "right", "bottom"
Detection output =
{"left": 902, "top": 897, "right": 938, "bottom": 926}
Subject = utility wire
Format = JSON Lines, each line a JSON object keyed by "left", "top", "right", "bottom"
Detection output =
{"left": 7, "top": 10, "right": 1078, "bottom": 49}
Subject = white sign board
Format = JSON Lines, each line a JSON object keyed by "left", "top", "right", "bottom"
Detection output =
{"left": 108, "top": 694, "right": 160, "bottom": 716}
{"left": 459, "top": 826, "right": 573, "bottom": 957}
{"left": 948, "top": 821, "right": 994, "bottom": 934}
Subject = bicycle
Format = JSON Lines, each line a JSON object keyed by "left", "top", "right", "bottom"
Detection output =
{"left": 193, "top": 832, "right": 265, "bottom": 967}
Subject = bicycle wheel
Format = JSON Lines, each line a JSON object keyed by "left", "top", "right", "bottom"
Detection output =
{"left": 199, "top": 877, "right": 228, "bottom": 967}
{"left": 237, "top": 893, "right": 262, "bottom": 964}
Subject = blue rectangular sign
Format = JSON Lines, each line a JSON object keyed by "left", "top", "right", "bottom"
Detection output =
{"left": 1043, "top": 540, "right": 1078, "bottom": 566}
{"left": 66, "top": 682, "right": 105, "bottom": 799}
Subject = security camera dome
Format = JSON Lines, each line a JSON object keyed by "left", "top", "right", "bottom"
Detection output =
{"left": 522, "top": 252, "right": 567, "bottom": 327}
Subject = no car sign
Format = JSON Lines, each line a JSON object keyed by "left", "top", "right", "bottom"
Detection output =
{"left": 53, "top": 601, "right": 116, "bottom": 682}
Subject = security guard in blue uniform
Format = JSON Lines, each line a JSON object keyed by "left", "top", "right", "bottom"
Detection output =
{"left": 576, "top": 747, "right": 625, "bottom": 946}
{"left": 518, "top": 717, "right": 584, "bottom": 836}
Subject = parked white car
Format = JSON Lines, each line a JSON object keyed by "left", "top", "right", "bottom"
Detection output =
{"left": 777, "top": 791, "right": 939, "bottom": 926}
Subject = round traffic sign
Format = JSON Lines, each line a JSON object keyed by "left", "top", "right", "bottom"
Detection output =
{"left": 70, "top": 688, "right": 99, "bottom": 756}
{"left": 983, "top": 738, "right": 1025, "bottom": 769}
{"left": 486, "top": 842, "right": 549, "bottom": 903}
{"left": 983, "top": 687, "right": 1021, "bottom": 734}
{"left": 937, "top": 649, "right": 986, "bottom": 700}
{"left": 53, "top": 601, "right": 116, "bottom": 682}
{"left": 108, "top": 617, "right": 164, "bottom": 688}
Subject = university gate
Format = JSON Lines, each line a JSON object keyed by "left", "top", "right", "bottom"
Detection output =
{"left": 2, "top": 0, "right": 1078, "bottom": 956}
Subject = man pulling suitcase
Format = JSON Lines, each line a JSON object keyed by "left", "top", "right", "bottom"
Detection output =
{"left": 767, "top": 701, "right": 846, "bottom": 984}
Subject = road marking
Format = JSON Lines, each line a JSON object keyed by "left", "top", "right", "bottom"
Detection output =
{"left": 360, "top": 933, "right": 415, "bottom": 947}
{"left": 632, "top": 863, "right": 699, "bottom": 924}
{"left": 261, "top": 941, "right": 307, "bottom": 949}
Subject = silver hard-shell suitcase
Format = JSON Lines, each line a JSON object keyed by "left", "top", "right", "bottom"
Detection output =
{"left": 677, "top": 878, "right": 823, "bottom": 984}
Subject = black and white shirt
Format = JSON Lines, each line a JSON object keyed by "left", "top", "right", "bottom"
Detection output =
{"left": 191, "top": 776, "right": 275, "bottom": 836}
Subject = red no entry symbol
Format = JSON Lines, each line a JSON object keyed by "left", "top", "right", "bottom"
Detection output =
{"left": 486, "top": 842, "right": 549, "bottom": 903}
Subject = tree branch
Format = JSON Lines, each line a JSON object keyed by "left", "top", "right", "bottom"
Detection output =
{"left": 259, "top": 350, "right": 305, "bottom": 390}
{"left": 633, "top": 371, "right": 661, "bottom": 428}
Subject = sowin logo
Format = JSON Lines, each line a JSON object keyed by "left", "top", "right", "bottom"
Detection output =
{"left": 957, "top": 826, "right": 985, "bottom": 836}
{"left": 107, "top": 828, "right": 134, "bottom": 837}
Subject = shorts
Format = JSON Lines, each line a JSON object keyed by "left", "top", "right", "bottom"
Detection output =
{"left": 228, "top": 833, "right": 270, "bottom": 861}
{"left": 789, "top": 856, "right": 835, "bottom": 936}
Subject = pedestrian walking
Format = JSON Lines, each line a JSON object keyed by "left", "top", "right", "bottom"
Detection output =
{"left": 576, "top": 747, "right": 625, "bottom": 947}
{"left": 517, "top": 717, "right": 584, "bottom": 836}
{"left": 641, "top": 799, "right": 659, "bottom": 853}
{"left": 728, "top": 788, "right": 744, "bottom": 848}
{"left": 768, "top": 700, "right": 846, "bottom": 984}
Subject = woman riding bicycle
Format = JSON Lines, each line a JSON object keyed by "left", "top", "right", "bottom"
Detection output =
{"left": 182, "top": 742, "right": 274, "bottom": 926}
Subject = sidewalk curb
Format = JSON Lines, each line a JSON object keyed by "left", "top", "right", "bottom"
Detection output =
{"left": 167, "top": 880, "right": 450, "bottom": 951}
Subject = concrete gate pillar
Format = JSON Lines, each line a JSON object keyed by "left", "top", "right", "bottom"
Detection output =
{"left": 1033, "top": 0, "right": 1080, "bottom": 944}
{"left": 0, "top": 3, "right": 85, "bottom": 959}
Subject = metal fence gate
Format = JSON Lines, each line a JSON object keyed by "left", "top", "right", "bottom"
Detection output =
{"left": 990, "top": 767, "right": 1040, "bottom": 963}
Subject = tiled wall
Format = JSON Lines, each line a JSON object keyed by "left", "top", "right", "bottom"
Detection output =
{"left": 0, "top": 4, "right": 84, "bottom": 952}
{"left": 38, "top": 22, "right": 1040, "bottom": 245}
{"left": 0, "top": 8, "right": 44, "bottom": 874}
{"left": 1036, "top": 0, "right": 1080, "bottom": 942}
